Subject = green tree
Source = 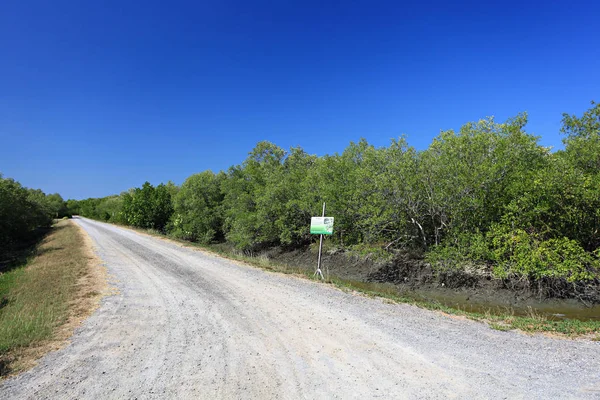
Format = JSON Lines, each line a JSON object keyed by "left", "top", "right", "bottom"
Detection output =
{"left": 152, "top": 184, "right": 174, "bottom": 231}
{"left": 273, "top": 147, "right": 319, "bottom": 247}
{"left": 120, "top": 182, "right": 173, "bottom": 231}
{"left": 95, "top": 196, "right": 124, "bottom": 222}
{"left": 45, "top": 193, "right": 69, "bottom": 218}
{"left": 0, "top": 175, "right": 55, "bottom": 255}
{"left": 222, "top": 141, "right": 286, "bottom": 250}
{"left": 561, "top": 101, "right": 600, "bottom": 173}
{"left": 172, "top": 171, "right": 224, "bottom": 243}
{"left": 123, "top": 182, "right": 155, "bottom": 229}
{"left": 422, "top": 114, "right": 545, "bottom": 247}
{"left": 310, "top": 140, "right": 373, "bottom": 247}
{"left": 354, "top": 137, "right": 423, "bottom": 249}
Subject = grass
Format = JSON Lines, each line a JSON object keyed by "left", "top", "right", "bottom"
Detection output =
{"left": 100, "top": 220, "right": 600, "bottom": 339}
{"left": 0, "top": 220, "right": 104, "bottom": 377}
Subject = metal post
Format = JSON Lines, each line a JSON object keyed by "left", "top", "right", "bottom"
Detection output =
{"left": 315, "top": 202, "right": 326, "bottom": 280}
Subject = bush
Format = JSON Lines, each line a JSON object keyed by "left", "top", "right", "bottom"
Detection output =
{"left": 489, "top": 226, "right": 598, "bottom": 282}
{"left": 426, "top": 231, "right": 490, "bottom": 272}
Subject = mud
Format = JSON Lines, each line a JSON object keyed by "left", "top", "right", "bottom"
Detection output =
{"left": 263, "top": 245, "right": 600, "bottom": 321}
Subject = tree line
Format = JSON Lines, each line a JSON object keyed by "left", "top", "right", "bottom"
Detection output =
{"left": 0, "top": 176, "right": 70, "bottom": 258}
{"left": 68, "top": 102, "right": 600, "bottom": 287}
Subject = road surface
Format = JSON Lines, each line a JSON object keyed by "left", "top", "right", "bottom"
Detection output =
{"left": 2, "top": 217, "right": 599, "bottom": 399}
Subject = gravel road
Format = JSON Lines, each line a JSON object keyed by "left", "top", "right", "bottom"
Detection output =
{"left": 2, "top": 217, "right": 599, "bottom": 399}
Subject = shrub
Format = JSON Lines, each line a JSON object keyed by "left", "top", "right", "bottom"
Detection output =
{"left": 489, "top": 226, "right": 598, "bottom": 282}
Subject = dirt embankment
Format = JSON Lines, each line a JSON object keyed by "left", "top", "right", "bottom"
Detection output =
{"left": 260, "top": 244, "right": 600, "bottom": 308}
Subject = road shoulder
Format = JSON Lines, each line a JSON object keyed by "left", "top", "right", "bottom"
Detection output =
{"left": 0, "top": 219, "right": 109, "bottom": 378}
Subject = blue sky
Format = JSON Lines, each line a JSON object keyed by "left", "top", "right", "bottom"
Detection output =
{"left": 1, "top": 0, "right": 599, "bottom": 199}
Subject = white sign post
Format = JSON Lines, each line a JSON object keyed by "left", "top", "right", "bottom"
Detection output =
{"left": 310, "top": 202, "right": 334, "bottom": 280}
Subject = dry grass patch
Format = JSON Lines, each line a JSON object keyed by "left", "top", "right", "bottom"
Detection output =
{"left": 0, "top": 220, "right": 107, "bottom": 378}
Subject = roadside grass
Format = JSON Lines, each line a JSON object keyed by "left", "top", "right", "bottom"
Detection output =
{"left": 0, "top": 220, "right": 104, "bottom": 377}
{"left": 99, "top": 220, "right": 600, "bottom": 339}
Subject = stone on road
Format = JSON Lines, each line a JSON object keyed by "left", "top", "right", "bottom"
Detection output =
{"left": 1, "top": 218, "right": 599, "bottom": 399}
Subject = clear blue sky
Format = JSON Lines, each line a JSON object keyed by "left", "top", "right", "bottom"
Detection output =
{"left": 1, "top": 0, "right": 599, "bottom": 199}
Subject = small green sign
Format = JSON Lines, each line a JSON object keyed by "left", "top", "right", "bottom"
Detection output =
{"left": 310, "top": 217, "right": 334, "bottom": 235}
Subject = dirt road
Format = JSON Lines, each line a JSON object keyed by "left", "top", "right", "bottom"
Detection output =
{"left": 2, "top": 218, "right": 599, "bottom": 399}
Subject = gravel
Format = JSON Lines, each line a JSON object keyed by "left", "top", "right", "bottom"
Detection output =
{"left": 2, "top": 217, "right": 599, "bottom": 399}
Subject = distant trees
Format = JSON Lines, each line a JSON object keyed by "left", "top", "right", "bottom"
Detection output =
{"left": 66, "top": 102, "right": 600, "bottom": 288}
{"left": 69, "top": 183, "right": 173, "bottom": 233}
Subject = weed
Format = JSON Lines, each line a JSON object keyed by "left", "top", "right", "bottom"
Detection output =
{"left": 490, "top": 323, "right": 512, "bottom": 331}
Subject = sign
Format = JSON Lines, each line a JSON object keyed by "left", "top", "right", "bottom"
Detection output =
{"left": 310, "top": 217, "right": 334, "bottom": 235}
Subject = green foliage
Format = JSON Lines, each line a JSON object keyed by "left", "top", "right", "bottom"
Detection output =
{"left": 172, "top": 171, "right": 224, "bottom": 243}
{"left": 425, "top": 103, "right": 600, "bottom": 286}
{"left": 561, "top": 101, "right": 600, "bottom": 173}
{"left": 119, "top": 182, "right": 173, "bottom": 231}
{"left": 313, "top": 140, "right": 372, "bottom": 246}
{"left": 500, "top": 154, "right": 600, "bottom": 251}
{"left": 70, "top": 182, "right": 173, "bottom": 231}
{"left": 69, "top": 195, "right": 124, "bottom": 223}
{"left": 152, "top": 184, "right": 174, "bottom": 231}
{"left": 222, "top": 141, "right": 288, "bottom": 250}
{"left": 488, "top": 226, "right": 598, "bottom": 282}
{"left": 419, "top": 113, "right": 546, "bottom": 245}
{"left": 96, "top": 196, "right": 124, "bottom": 222}
{"left": 45, "top": 193, "right": 70, "bottom": 218}
{"left": 0, "top": 175, "right": 62, "bottom": 256}
{"left": 426, "top": 231, "right": 490, "bottom": 272}
{"left": 274, "top": 147, "right": 319, "bottom": 246}
{"left": 355, "top": 138, "right": 421, "bottom": 248}
{"left": 124, "top": 182, "right": 155, "bottom": 228}
{"left": 62, "top": 101, "right": 600, "bottom": 290}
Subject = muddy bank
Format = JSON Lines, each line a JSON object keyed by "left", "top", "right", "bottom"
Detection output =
{"left": 250, "top": 244, "right": 600, "bottom": 321}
